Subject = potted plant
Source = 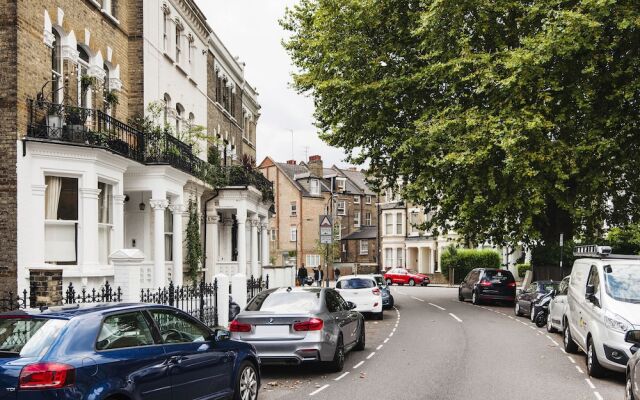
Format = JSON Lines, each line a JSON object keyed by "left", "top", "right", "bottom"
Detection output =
{"left": 104, "top": 90, "right": 119, "bottom": 112}
{"left": 80, "top": 75, "right": 96, "bottom": 93}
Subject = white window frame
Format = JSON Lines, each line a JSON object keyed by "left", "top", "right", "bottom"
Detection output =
{"left": 385, "top": 213, "right": 393, "bottom": 236}
{"left": 365, "top": 212, "right": 372, "bottom": 226}
{"left": 354, "top": 211, "right": 361, "bottom": 228}
{"left": 290, "top": 201, "right": 297, "bottom": 217}
{"left": 359, "top": 240, "right": 369, "bottom": 255}
{"left": 336, "top": 178, "right": 346, "bottom": 192}
{"left": 164, "top": 208, "right": 173, "bottom": 262}
{"left": 306, "top": 254, "right": 321, "bottom": 267}
{"left": 98, "top": 182, "right": 113, "bottom": 265}
{"left": 270, "top": 229, "right": 277, "bottom": 242}
{"left": 175, "top": 23, "right": 182, "bottom": 63}
{"left": 309, "top": 179, "right": 320, "bottom": 195}
{"left": 396, "top": 248, "right": 404, "bottom": 267}
{"left": 396, "top": 212, "right": 403, "bottom": 235}
{"left": 354, "top": 196, "right": 360, "bottom": 204}
{"left": 385, "top": 248, "right": 393, "bottom": 268}
{"left": 366, "top": 195, "right": 372, "bottom": 204}
{"left": 290, "top": 226, "right": 297, "bottom": 242}
{"left": 334, "top": 222, "right": 341, "bottom": 240}
{"left": 337, "top": 201, "right": 346, "bottom": 216}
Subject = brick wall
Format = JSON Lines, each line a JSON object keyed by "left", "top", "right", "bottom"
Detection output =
{"left": 29, "top": 269, "right": 63, "bottom": 306}
{"left": 0, "top": 0, "right": 18, "bottom": 295}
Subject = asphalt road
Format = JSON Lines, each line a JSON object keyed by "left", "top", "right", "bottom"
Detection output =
{"left": 259, "top": 286, "right": 626, "bottom": 400}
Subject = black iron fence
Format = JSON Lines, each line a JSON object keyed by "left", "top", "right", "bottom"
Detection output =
{"left": 0, "top": 281, "right": 121, "bottom": 312}
{"left": 247, "top": 275, "right": 269, "bottom": 300}
{"left": 140, "top": 280, "right": 219, "bottom": 327}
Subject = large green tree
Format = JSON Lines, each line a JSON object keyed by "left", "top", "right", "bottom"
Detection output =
{"left": 282, "top": 0, "right": 640, "bottom": 246}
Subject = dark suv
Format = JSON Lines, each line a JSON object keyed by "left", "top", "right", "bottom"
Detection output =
{"left": 458, "top": 268, "right": 517, "bottom": 305}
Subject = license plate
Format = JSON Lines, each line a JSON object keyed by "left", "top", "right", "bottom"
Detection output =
{"left": 254, "top": 325, "right": 290, "bottom": 337}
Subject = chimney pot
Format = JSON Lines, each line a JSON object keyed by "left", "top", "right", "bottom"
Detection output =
{"left": 286, "top": 160, "right": 297, "bottom": 165}
{"left": 309, "top": 155, "right": 322, "bottom": 162}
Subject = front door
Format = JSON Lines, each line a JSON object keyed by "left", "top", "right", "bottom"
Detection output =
{"left": 149, "top": 309, "right": 233, "bottom": 399}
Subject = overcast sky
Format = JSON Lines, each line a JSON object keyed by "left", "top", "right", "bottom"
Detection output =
{"left": 200, "top": 0, "right": 352, "bottom": 168}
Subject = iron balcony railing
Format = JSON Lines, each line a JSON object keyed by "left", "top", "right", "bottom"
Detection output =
{"left": 26, "top": 99, "right": 274, "bottom": 201}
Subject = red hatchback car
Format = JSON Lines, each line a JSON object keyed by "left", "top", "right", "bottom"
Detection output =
{"left": 384, "top": 268, "right": 431, "bottom": 286}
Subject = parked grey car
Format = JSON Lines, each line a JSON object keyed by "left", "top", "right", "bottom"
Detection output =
{"left": 230, "top": 287, "right": 366, "bottom": 372}
{"left": 372, "top": 274, "right": 395, "bottom": 309}
{"left": 626, "top": 330, "right": 640, "bottom": 400}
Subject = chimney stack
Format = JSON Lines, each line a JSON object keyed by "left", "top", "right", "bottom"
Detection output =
{"left": 307, "top": 155, "right": 323, "bottom": 177}
{"left": 286, "top": 160, "right": 297, "bottom": 165}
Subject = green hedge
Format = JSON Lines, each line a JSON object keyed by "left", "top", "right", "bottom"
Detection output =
{"left": 516, "top": 263, "right": 531, "bottom": 278}
{"left": 441, "top": 247, "right": 501, "bottom": 284}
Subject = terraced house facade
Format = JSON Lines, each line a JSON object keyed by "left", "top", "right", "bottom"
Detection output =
{"left": 0, "top": 0, "right": 273, "bottom": 299}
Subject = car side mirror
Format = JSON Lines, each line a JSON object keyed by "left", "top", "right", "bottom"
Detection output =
{"left": 214, "top": 329, "right": 231, "bottom": 342}
{"left": 625, "top": 330, "right": 640, "bottom": 345}
{"left": 346, "top": 301, "right": 357, "bottom": 310}
{"left": 585, "top": 284, "right": 595, "bottom": 301}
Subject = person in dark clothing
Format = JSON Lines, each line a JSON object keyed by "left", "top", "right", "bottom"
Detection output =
{"left": 297, "top": 263, "right": 308, "bottom": 286}
{"left": 334, "top": 267, "right": 341, "bottom": 281}
{"left": 314, "top": 268, "right": 323, "bottom": 287}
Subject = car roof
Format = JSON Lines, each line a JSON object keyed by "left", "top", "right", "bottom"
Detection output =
{"left": 338, "top": 275, "right": 376, "bottom": 280}
{"left": 267, "top": 287, "right": 324, "bottom": 294}
{"left": 0, "top": 303, "right": 176, "bottom": 320}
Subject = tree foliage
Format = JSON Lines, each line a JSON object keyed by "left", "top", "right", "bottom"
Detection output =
{"left": 282, "top": 0, "right": 640, "bottom": 247}
{"left": 441, "top": 247, "right": 501, "bottom": 284}
{"left": 185, "top": 200, "right": 203, "bottom": 284}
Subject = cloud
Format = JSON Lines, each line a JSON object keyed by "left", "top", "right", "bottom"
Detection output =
{"left": 199, "top": 0, "right": 353, "bottom": 168}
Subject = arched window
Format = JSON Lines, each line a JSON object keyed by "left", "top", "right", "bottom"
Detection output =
{"left": 77, "top": 45, "right": 91, "bottom": 108}
{"left": 188, "top": 112, "right": 195, "bottom": 128}
{"left": 163, "top": 93, "right": 172, "bottom": 125}
{"left": 175, "top": 103, "right": 184, "bottom": 134}
{"left": 51, "top": 29, "right": 62, "bottom": 103}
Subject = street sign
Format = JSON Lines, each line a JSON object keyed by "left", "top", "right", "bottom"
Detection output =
{"left": 319, "top": 215, "right": 332, "bottom": 244}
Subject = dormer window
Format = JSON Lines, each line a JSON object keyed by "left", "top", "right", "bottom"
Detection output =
{"left": 336, "top": 178, "right": 346, "bottom": 192}
{"left": 310, "top": 179, "right": 320, "bottom": 195}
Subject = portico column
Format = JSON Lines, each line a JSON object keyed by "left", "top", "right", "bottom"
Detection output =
{"left": 417, "top": 247, "right": 424, "bottom": 274}
{"left": 169, "top": 203, "right": 185, "bottom": 286}
{"left": 250, "top": 217, "right": 260, "bottom": 278}
{"left": 112, "top": 194, "right": 126, "bottom": 251}
{"left": 150, "top": 198, "right": 168, "bottom": 288}
{"left": 430, "top": 246, "right": 436, "bottom": 274}
{"left": 261, "top": 219, "right": 270, "bottom": 267}
{"left": 80, "top": 187, "right": 101, "bottom": 268}
{"left": 223, "top": 215, "right": 234, "bottom": 261}
{"left": 236, "top": 207, "right": 247, "bottom": 276}
{"left": 206, "top": 213, "right": 220, "bottom": 281}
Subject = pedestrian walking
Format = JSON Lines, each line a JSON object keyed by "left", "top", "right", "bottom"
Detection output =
{"left": 297, "top": 263, "right": 308, "bottom": 286}
{"left": 314, "top": 267, "right": 323, "bottom": 287}
{"left": 334, "top": 267, "right": 341, "bottom": 281}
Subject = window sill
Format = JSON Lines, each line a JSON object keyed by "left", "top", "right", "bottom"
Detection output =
{"left": 102, "top": 9, "right": 120, "bottom": 25}
{"left": 176, "top": 63, "right": 189, "bottom": 78}
{"left": 163, "top": 52, "right": 175, "bottom": 63}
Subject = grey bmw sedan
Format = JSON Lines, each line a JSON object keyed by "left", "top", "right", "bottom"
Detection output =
{"left": 230, "top": 287, "right": 366, "bottom": 372}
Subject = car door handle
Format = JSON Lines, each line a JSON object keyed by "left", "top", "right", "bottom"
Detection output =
{"left": 168, "top": 355, "right": 185, "bottom": 365}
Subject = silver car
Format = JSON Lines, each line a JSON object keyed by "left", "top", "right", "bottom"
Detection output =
{"left": 230, "top": 287, "right": 365, "bottom": 372}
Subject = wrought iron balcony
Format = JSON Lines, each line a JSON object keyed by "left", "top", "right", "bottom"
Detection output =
{"left": 26, "top": 99, "right": 274, "bottom": 203}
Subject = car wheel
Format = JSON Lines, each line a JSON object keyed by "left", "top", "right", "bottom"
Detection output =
{"left": 535, "top": 311, "right": 547, "bottom": 328}
{"left": 546, "top": 315, "right": 557, "bottom": 333}
{"left": 409, "top": 279, "right": 416, "bottom": 286}
{"left": 563, "top": 323, "right": 579, "bottom": 354}
{"left": 515, "top": 302, "right": 523, "bottom": 316}
{"left": 587, "top": 337, "right": 606, "bottom": 378}
{"left": 327, "top": 335, "right": 345, "bottom": 372}
{"left": 234, "top": 361, "right": 258, "bottom": 400}
{"left": 386, "top": 279, "right": 393, "bottom": 286}
{"left": 626, "top": 369, "right": 636, "bottom": 400}
{"left": 472, "top": 290, "right": 480, "bottom": 305}
{"left": 458, "top": 290, "right": 465, "bottom": 302}
{"left": 354, "top": 321, "right": 366, "bottom": 351}
{"left": 388, "top": 295, "right": 395, "bottom": 308}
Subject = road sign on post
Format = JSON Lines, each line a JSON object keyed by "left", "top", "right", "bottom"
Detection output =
{"left": 319, "top": 215, "right": 332, "bottom": 244}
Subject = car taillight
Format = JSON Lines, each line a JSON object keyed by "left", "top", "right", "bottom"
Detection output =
{"left": 229, "top": 320, "right": 252, "bottom": 332}
{"left": 479, "top": 280, "right": 492, "bottom": 287}
{"left": 372, "top": 288, "right": 381, "bottom": 295}
{"left": 507, "top": 282, "right": 516, "bottom": 287}
{"left": 19, "top": 363, "right": 75, "bottom": 390}
{"left": 293, "top": 318, "right": 324, "bottom": 331}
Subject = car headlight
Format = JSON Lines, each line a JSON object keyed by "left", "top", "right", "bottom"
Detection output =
{"left": 604, "top": 311, "right": 632, "bottom": 333}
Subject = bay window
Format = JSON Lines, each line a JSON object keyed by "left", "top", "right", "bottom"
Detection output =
{"left": 164, "top": 208, "right": 173, "bottom": 261}
{"left": 98, "top": 182, "right": 113, "bottom": 265}
{"left": 44, "top": 176, "right": 78, "bottom": 264}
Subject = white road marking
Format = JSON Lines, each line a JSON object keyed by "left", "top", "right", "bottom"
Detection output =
{"left": 568, "top": 356, "right": 576, "bottom": 364}
{"left": 576, "top": 365, "right": 584, "bottom": 374}
{"left": 376, "top": 344, "right": 383, "bottom": 350}
{"left": 310, "top": 384, "right": 330, "bottom": 396}
{"left": 545, "top": 335, "right": 559, "bottom": 346}
{"left": 507, "top": 316, "right": 514, "bottom": 319}
{"left": 384, "top": 338, "right": 389, "bottom": 343}
{"left": 585, "top": 378, "right": 596, "bottom": 389}
{"left": 389, "top": 332, "right": 394, "bottom": 337}
{"left": 367, "top": 352, "right": 375, "bottom": 359}
{"left": 561, "top": 348, "right": 567, "bottom": 354}
{"left": 392, "top": 328, "right": 396, "bottom": 333}
{"left": 334, "top": 372, "right": 349, "bottom": 381}
{"left": 594, "top": 392, "right": 603, "bottom": 400}
{"left": 449, "top": 313, "right": 463, "bottom": 323}
{"left": 411, "top": 296, "right": 425, "bottom": 302}
{"left": 353, "top": 361, "right": 365, "bottom": 369}
{"left": 428, "top": 303, "right": 446, "bottom": 311}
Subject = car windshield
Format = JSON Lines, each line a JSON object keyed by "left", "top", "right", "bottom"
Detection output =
{"left": 337, "top": 278, "right": 375, "bottom": 289}
{"left": 0, "top": 317, "right": 67, "bottom": 357}
{"left": 484, "top": 270, "right": 514, "bottom": 283}
{"left": 246, "top": 291, "right": 321, "bottom": 312}
{"left": 373, "top": 276, "right": 385, "bottom": 286}
{"left": 603, "top": 264, "right": 640, "bottom": 304}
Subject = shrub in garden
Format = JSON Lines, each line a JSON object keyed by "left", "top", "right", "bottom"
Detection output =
{"left": 441, "top": 247, "right": 501, "bottom": 284}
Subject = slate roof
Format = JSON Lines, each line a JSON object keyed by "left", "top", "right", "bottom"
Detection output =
{"left": 342, "top": 226, "right": 378, "bottom": 240}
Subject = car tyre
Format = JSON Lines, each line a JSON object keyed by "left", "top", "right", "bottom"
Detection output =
{"left": 386, "top": 278, "right": 393, "bottom": 286}
{"left": 327, "top": 335, "right": 345, "bottom": 372}
{"left": 354, "top": 321, "right": 366, "bottom": 351}
{"left": 388, "top": 295, "right": 395, "bottom": 308}
{"left": 546, "top": 315, "right": 557, "bottom": 333}
{"left": 563, "top": 323, "right": 579, "bottom": 354}
{"left": 626, "top": 369, "right": 635, "bottom": 400}
{"left": 234, "top": 361, "right": 259, "bottom": 400}
{"left": 409, "top": 279, "right": 416, "bottom": 287}
{"left": 472, "top": 290, "right": 480, "bottom": 305}
{"left": 587, "top": 337, "right": 606, "bottom": 378}
{"left": 515, "top": 302, "right": 523, "bottom": 316}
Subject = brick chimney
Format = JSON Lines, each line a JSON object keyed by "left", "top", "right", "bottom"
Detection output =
{"left": 348, "top": 167, "right": 357, "bottom": 172}
{"left": 307, "top": 155, "right": 323, "bottom": 177}
{"left": 286, "top": 160, "right": 297, "bottom": 165}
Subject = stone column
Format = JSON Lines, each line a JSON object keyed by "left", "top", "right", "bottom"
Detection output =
{"left": 430, "top": 246, "right": 436, "bottom": 274}
{"left": 261, "top": 219, "right": 270, "bottom": 267}
{"left": 112, "top": 194, "right": 126, "bottom": 251}
{"left": 223, "top": 215, "right": 234, "bottom": 261}
{"left": 150, "top": 198, "right": 168, "bottom": 288}
{"left": 206, "top": 213, "right": 220, "bottom": 281}
{"left": 169, "top": 203, "right": 185, "bottom": 286}
{"left": 417, "top": 247, "right": 424, "bottom": 274}
{"left": 250, "top": 217, "right": 260, "bottom": 278}
{"left": 80, "top": 187, "right": 101, "bottom": 268}
{"left": 236, "top": 207, "right": 247, "bottom": 276}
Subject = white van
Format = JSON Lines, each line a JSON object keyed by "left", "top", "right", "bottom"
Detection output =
{"left": 564, "top": 245, "right": 640, "bottom": 377}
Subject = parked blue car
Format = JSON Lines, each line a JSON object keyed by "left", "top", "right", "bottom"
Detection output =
{"left": 0, "top": 303, "right": 260, "bottom": 400}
